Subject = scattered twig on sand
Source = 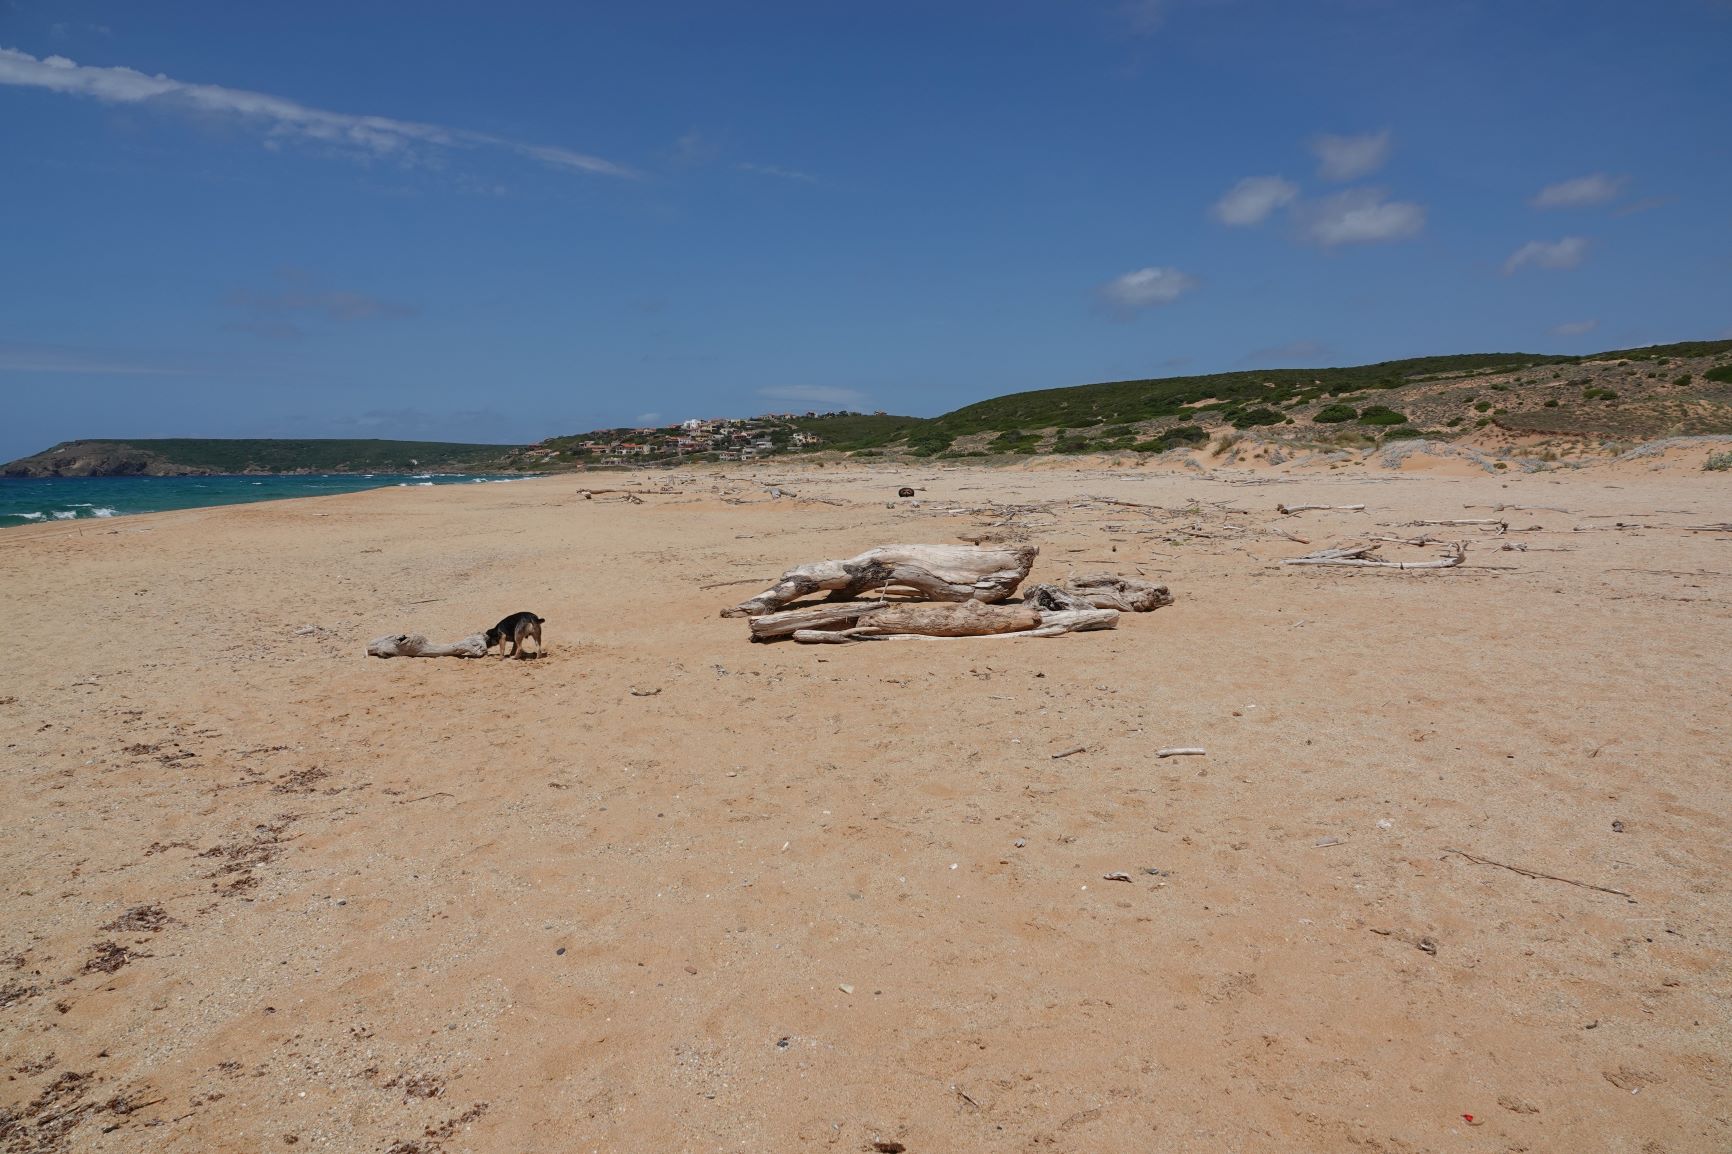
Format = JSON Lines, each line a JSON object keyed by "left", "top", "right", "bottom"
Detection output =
{"left": 395, "top": 792, "right": 455, "bottom": 805}
{"left": 1442, "top": 847, "right": 1633, "bottom": 899}
{"left": 1156, "top": 747, "right": 1206, "bottom": 758}
{"left": 697, "top": 576, "right": 774, "bottom": 590}
{"left": 1277, "top": 503, "right": 1366, "bottom": 515}
{"left": 1051, "top": 745, "right": 1088, "bottom": 759}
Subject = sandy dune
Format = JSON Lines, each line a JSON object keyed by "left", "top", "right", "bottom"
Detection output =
{"left": 1, "top": 463, "right": 1728, "bottom": 1152}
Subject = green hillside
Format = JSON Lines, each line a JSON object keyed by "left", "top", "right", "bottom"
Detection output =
{"left": 2, "top": 438, "right": 534, "bottom": 477}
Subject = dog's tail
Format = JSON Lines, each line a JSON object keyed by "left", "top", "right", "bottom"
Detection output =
{"left": 533, "top": 615, "right": 546, "bottom": 624}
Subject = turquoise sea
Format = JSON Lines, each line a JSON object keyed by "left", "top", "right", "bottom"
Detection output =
{"left": 0, "top": 473, "right": 522, "bottom": 526}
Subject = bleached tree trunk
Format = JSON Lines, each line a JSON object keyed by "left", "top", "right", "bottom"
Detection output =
{"left": 723, "top": 544, "right": 1038, "bottom": 617}
{"left": 366, "top": 633, "right": 489, "bottom": 658}
{"left": 788, "top": 606, "right": 1118, "bottom": 643}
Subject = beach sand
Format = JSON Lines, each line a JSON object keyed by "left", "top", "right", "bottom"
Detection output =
{"left": 1, "top": 461, "right": 1728, "bottom": 1152}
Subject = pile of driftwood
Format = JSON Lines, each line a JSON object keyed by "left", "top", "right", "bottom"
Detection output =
{"left": 722, "top": 543, "right": 1171, "bottom": 643}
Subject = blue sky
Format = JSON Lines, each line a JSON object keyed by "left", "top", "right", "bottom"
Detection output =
{"left": 2, "top": 0, "right": 1729, "bottom": 459}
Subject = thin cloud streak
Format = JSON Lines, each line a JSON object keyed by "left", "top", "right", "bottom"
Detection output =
{"left": 1532, "top": 173, "right": 1624, "bottom": 208}
{"left": 1503, "top": 236, "right": 1588, "bottom": 275}
{"left": 0, "top": 46, "right": 636, "bottom": 178}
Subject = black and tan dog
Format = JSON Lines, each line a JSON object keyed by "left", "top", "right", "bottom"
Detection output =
{"left": 484, "top": 611, "right": 545, "bottom": 659}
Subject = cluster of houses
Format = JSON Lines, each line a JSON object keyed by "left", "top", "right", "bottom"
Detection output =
{"left": 530, "top": 413, "right": 831, "bottom": 464}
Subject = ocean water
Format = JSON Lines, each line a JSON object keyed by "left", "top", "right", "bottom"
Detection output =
{"left": 0, "top": 473, "right": 522, "bottom": 526}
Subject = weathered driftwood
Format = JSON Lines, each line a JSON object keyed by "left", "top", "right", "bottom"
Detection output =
{"left": 790, "top": 606, "right": 1118, "bottom": 643}
{"left": 1156, "top": 747, "right": 1207, "bottom": 758}
{"left": 1024, "top": 574, "right": 1172, "bottom": 613}
{"left": 366, "top": 632, "right": 488, "bottom": 658}
{"left": 1282, "top": 541, "right": 1467, "bottom": 570}
{"left": 747, "top": 601, "right": 891, "bottom": 640}
{"left": 723, "top": 544, "right": 1038, "bottom": 617}
{"left": 1277, "top": 503, "right": 1366, "bottom": 515}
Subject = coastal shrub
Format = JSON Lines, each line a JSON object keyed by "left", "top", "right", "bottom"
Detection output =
{"left": 1382, "top": 427, "right": 1429, "bottom": 439}
{"left": 1474, "top": 401, "right": 1492, "bottom": 412}
{"left": 1544, "top": 399, "right": 1559, "bottom": 407}
{"left": 1314, "top": 404, "right": 1357, "bottom": 423}
{"left": 1138, "top": 424, "right": 1207, "bottom": 452}
{"left": 1446, "top": 416, "right": 1464, "bottom": 426}
{"left": 1705, "top": 451, "right": 1732, "bottom": 472}
{"left": 1582, "top": 386, "right": 1619, "bottom": 400}
{"left": 1673, "top": 374, "right": 1693, "bottom": 386}
{"left": 1357, "top": 406, "right": 1409, "bottom": 426}
{"left": 1232, "top": 407, "right": 1285, "bottom": 428}
{"left": 1704, "top": 364, "right": 1732, "bottom": 384}
{"left": 905, "top": 428, "right": 955, "bottom": 456}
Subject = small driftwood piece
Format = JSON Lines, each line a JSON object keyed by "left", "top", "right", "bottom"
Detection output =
{"left": 1277, "top": 503, "right": 1366, "bottom": 515}
{"left": 366, "top": 632, "right": 488, "bottom": 658}
{"left": 1282, "top": 541, "right": 1467, "bottom": 570}
{"left": 1409, "top": 518, "right": 1504, "bottom": 527}
{"left": 723, "top": 544, "right": 1038, "bottom": 617}
{"left": 1156, "top": 747, "right": 1206, "bottom": 758}
{"left": 1024, "top": 574, "right": 1173, "bottom": 613}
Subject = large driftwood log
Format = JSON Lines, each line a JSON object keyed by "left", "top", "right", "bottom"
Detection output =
{"left": 747, "top": 601, "right": 890, "bottom": 640}
{"left": 790, "top": 606, "right": 1118, "bottom": 643}
{"left": 1024, "top": 574, "right": 1172, "bottom": 612}
{"left": 367, "top": 632, "right": 488, "bottom": 658}
{"left": 723, "top": 544, "right": 1038, "bottom": 617}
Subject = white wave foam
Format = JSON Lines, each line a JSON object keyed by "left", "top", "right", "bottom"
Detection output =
{"left": 51, "top": 510, "right": 78, "bottom": 520}
{"left": 93, "top": 507, "right": 118, "bottom": 517}
{"left": 6, "top": 511, "right": 47, "bottom": 521}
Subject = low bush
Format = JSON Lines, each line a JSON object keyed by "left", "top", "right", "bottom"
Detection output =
{"left": 1705, "top": 365, "right": 1732, "bottom": 384}
{"left": 1705, "top": 451, "right": 1732, "bottom": 472}
{"left": 1357, "top": 406, "right": 1409, "bottom": 426}
{"left": 1314, "top": 403, "right": 1357, "bottom": 423}
{"left": 1232, "top": 407, "right": 1286, "bottom": 428}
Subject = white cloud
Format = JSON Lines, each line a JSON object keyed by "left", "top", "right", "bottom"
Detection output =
{"left": 735, "top": 162, "right": 817, "bottom": 184}
{"left": 1552, "top": 319, "right": 1598, "bottom": 336}
{"left": 1310, "top": 130, "right": 1391, "bottom": 181}
{"left": 1296, "top": 188, "right": 1425, "bottom": 247}
{"left": 1210, "top": 176, "right": 1298, "bottom": 226}
{"left": 1532, "top": 173, "right": 1624, "bottom": 208}
{"left": 1503, "top": 236, "right": 1588, "bottom": 275}
{"left": 1098, "top": 266, "right": 1197, "bottom": 317}
{"left": 0, "top": 46, "right": 635, "bottom": 177}
{"left": 756, "top": 385, "right": 866, "bottom": 406}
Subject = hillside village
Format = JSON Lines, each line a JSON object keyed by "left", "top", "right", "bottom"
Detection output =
{"left": 527, "top": 412, "right": 859, "bottom": 465}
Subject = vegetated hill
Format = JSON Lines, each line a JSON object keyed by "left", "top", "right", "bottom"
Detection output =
{"left": 1, "top": 438, "right": 536, "bottom": 478}
{"left": 812, "top": 339, "right": 1732, "bottom": 458}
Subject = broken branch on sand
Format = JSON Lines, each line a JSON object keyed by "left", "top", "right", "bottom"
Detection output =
{"left": 1282, "top": 541, "right": 1467, "bottom": 570}
{"left": 1156, "top": 747, "right": 1206, "bottom": 758}
{"left": 786, "top": 603, "right": 1120, "bottom": 644}
{"left": 1277, "top": 503, "right": 1366, "bottom": 515}
{"left": 1442, "top": 847, "right": 1633, "bottom": 900}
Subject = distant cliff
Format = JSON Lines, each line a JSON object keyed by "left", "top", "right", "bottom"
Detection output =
{"left": 1, "top": 438, "right": 538, "bottom": 477}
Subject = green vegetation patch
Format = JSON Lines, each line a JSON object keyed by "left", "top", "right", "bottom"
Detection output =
{"left": 1314, "top": 404, "right": 1357, "bottom": 423}
{"left": 1357, "top": 406, "right": 1409, "bottom": 426}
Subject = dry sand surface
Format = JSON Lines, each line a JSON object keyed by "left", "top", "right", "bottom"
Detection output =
{"left": 1, "top": 462, "right": 1729, "bottom": 1153}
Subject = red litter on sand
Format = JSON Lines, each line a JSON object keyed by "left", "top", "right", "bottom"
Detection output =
{"left": 1462, "top": 1114, "right": 1483, "bottom": 1126}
